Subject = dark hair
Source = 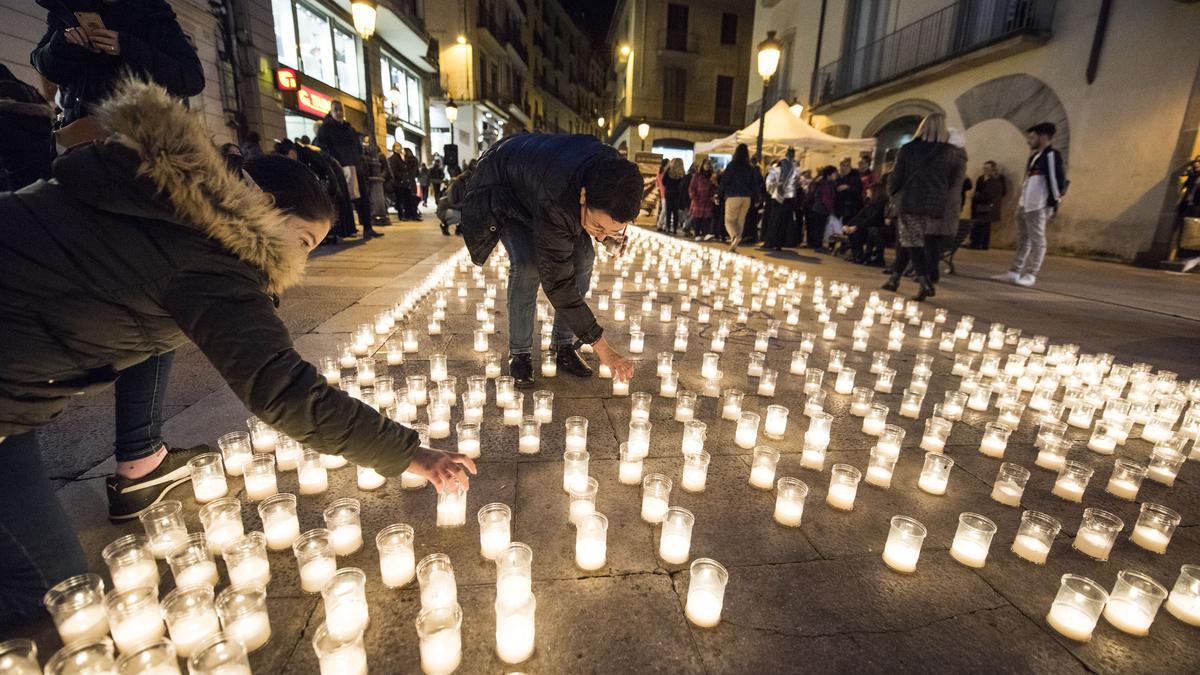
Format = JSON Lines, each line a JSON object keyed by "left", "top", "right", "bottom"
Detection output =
{"left": 274, "top": 138, "right": 296, "bottom": 156}
{"left": 658, "top": 158, "right": 669, "bottom": 173}
{"left": 246, "top": 131, "right": 261, "bottom": 144}
{"left": 820, "top": 165, "right": 838, "bottom": 178}
{"left": 730, "top": 143, "right": 750, "bottom": 168}
{"left": 300, "top": 135, "right": 312, "bottom": 145}
{"left": 1027, "top": 122, "right": 1056, "bottom": 138}
{"left": 244, "top": 155, "right": 334, "bottom": 223}
{"left": 583, "top": 155, "right": 643, "bottom": 223}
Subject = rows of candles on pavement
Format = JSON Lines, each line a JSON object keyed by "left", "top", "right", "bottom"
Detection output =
{"left": 26, "top": 232, "right": 1200, "bottom": 674}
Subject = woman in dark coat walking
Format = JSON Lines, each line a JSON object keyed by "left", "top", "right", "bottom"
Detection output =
{"left": 0, "top": 80, "right": 473, "bottom": 626}
{"left": 688, "top": 159, "right": 717, "bottom": 241}
{"left": 968, "top": 160, "right": 1007, "bottom": 249}
{"left": 884, "top": 113, "right": 966, "bottom": 300}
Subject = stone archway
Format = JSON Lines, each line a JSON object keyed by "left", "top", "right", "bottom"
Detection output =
{"left": 862, "top": 99, "right": 946, "bottom": 138}
{"left": 955, "top": 74, "right": 1070, "bottom": 163}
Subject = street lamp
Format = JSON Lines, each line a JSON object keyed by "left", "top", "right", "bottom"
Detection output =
{"left": 754, "top": 30, "right": 782, "bottom": 171}
{"left": 597, "top": 115, "right": 606, "bottom": 129}
{"left": 445, "top": 98, "right": 459, "bottom": 141}
{"left": 637, "top": 118, "right": 649, "bottom": 152}
{"left": 351, "top": 0, "right": 378, "bottom": 147}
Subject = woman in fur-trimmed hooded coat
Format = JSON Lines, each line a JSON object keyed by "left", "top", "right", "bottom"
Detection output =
{"left": 0, "top": 79, "right": 472, "bottom": 624}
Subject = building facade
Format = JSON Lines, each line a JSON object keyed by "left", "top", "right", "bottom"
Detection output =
{"left": 1, "top": 0, "right": 438, "bottom": 157}
{"left": 426, "top": 0, "right": 607, "bottom": 163}
{"left": 604, "top": 0, "right": 757, "bottom": 166}
{"left": 747, "top": 0, "right": 1200, "bottom": 263}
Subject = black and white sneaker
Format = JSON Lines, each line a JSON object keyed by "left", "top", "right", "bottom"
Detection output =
{"left": 106, "top": 445, "right": 211, "bottom": 521}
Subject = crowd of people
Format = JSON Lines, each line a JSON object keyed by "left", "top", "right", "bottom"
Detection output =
{"left": 650, "top": 112, "right": 1070, "bottom": 298}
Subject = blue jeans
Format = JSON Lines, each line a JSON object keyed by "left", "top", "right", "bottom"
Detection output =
{"left": 114, "top": 352, "right": 176, "bottom": 461}
{"left": 0, "top": 431, "right": 88, "bottom": 629}
{"left": 499, "top": 225, "right": 595, "bottom": 354}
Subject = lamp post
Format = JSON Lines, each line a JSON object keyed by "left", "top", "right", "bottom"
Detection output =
{"left": 637, "top": 118, "right": 649, "bottom": 152}
{"left": 351, "top": 0, "right": 378, "bottom": 147}
{"left": 445, "top": 98, "right": 459, "bottom": 144}
{"left": 755, "top": 30, "right": 782, "bottom": 172}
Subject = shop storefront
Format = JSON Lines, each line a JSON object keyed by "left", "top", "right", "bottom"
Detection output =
{"left": 380, "top": 51, "right": 426, "bottom": 154}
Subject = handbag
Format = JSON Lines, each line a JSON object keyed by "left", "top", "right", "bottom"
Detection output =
{"left": 1181, "top": 216, "right": 1200, "bottom": 250}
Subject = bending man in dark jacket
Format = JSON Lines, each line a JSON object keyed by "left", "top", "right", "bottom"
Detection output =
{"left": 461, "top": 133, "right": 640, "bottom": 387}
{"left": 0, "top": 80, "right": 473, "bottom": 626}
{"left": 31, "top": 0, "right": 204, "bottom": 126}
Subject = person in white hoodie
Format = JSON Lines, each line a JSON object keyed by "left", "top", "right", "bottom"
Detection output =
{"left": 993, "top": 122, "right": 1067, "bottom": 287}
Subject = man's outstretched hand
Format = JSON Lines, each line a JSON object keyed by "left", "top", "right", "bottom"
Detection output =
{"left": 407, "top": 446, "right": 477, "bottom": 493}
{"left": 593, "top": 336, "right": 634, "bottom": 381}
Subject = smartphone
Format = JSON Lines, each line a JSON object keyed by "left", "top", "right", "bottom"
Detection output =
{"left": 73, "top": 11, "right": 105, "bottom": 33}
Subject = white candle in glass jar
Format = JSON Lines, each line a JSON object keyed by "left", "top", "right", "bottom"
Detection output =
{"left": 575, "top": 539, "right": 606, "bottom": 570}
{"left": 917, "top": 472, "right": 948, "bottom": 496}
{"left": 659, "top": 533, "right": 691, "bottom": 565}
{"left": 502, "top": 407, "right": 522, "bottom": 426}
{"left": 148, "top": 528, "right": 189, "bottom": 559}
{"left": 176, "top": 560, "right": 219, "bottom": 588}
{"left": 244, "top": 474, "right": 278, "bottom": 502}
{"left": 1046, "top": 603, "right": 1095, "bottom": 641}
{"left": 112, "top": 558, "right": 159, "bottom": 592}
{"left": 685, "top": 588, "right": 723, "bottom": 628}
{"left": 1130, "top": 525, "right": 1170, "bottom": 553}
{"left": 301, "top": 558, "right": 337, "bottom": 593}
{"left": 1011, "top": 535, "right": 1049, "bottom": 564}
{"left": 111, "top": 607, "right": 166, "bottom": 653}
{"left": 882, "top": 540, "right": 920, "bottom": 573}
{"left": 226, "top": 611, "right": 272, "bottom": 652}
{"left": 774, "top": 499, "right": 803, "bottom": 527}
{"left": 58, "top": 605, "right": 109, "bottom": 644}
{"left": 1051, "top": 477, "right": 1085, "bottom": 503}
{"left": 357, "top": 466, "right": 386, "bottom": 490}
{"left": 229, "top": 557, "right": 270, "bottom": 587}
{"left": 169, "top": 611, "right": 221, "bottom": 658}
{"left": 381, "top": 549, "right": 416, "bottom": 588}
{"left": 329, "top": 524, "right": 363, "bottom": 556}
{"left": 641, "top": 496, "right": 669, "bottom": 523}
{"left": 949, "top": 538, "right": 989, "bottom": 568}
{"left": 193, "top": 477, "right": 228, "bottom": 503}
{"left": 1106, "top": 477, "right": 1139, "bottom": 500}
{"left": 1103, "top": 599, "right": 1154, "bottom": 636}
{"left": 826, "top": 483, "right": 857, "bottom": 510}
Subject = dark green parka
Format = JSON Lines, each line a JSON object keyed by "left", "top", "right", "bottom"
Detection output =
{"left": 0, "top": 80, "right": 418, "bottom": 475}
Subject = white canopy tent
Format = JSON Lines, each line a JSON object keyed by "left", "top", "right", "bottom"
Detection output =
{"left": 696, "top": 100, "right": 876, "bottom": 166}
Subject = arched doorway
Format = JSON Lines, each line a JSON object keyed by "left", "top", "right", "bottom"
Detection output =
{"left": 873, "top": 116, "right": 920, "bottom": 165}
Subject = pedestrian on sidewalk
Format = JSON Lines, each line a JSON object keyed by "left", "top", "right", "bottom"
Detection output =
{"left": 884, "top": 112, "right": 966, "bottom": 301}
{"left": 0, "top": 81, "right": 473, "bottom": 626}
{"left": 968, "top": 160, "right": 1007, "bottom": 249}
{"left": 719, "top": 144, "right": 758, "bottom": 252}
{"left": 316, "top": 100, "right": 381, "bottom": 238}
{"left": 661, "top": 158, "right": 686, "bottom": 235}
{"left": 993, "top": 122, "right": 1067, "bottom": 287}
{"left": 804, "top": 166, "right": 837, "bottom": 252}
{"left": 418, "top": 161, "right": 431, "bottom": 206}
{"left": 460, "top": 133, "right": 640, "bottom": 388}
{"left": 762, "top": 147, "right": 799, "bottom": 251}
{"left": 688, "top": 157, "right": 717, "bottom": 241}
{"left": 429, "top": 157, "right": 446, "bottom": 204}
{"left": 655, "top": 158, "right": 669, "bottom": 231}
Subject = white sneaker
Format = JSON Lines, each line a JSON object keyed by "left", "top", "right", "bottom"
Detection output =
{"left": 991, "top": 271, "right": 1020, "bottom": 283}
{"left": 1183, "top": 257, "right": 1200, "bottom": 273}
{"left": 1015, "top": 274, "right": 1037, "bottom": 287}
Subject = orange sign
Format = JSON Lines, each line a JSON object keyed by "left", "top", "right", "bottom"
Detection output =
{"left": 275, "top": 67, "right": 298, "bottom": 91}
{"left": 297, "top": 86, "right": 333, "bottom": 117}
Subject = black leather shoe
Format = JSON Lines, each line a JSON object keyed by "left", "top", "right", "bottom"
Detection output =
{"left": 554, "top": 347, "right": 594, "bottom": 377}
{"left": 881, "top": 272, "right": 901, "bottom": 292}
{"left": 913, "top": 275, "right": 936, "bottom": 301}
{"left": 509, "top": 354, "right": 535, "bottom": 388}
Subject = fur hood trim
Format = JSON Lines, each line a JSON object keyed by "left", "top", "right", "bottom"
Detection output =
{"left": 93, "top": 78, "right": 306, "bottom": 294}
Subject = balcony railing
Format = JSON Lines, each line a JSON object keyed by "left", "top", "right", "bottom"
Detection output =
{"left": 814, "top": 0, "right": 1055, "bottom": 107}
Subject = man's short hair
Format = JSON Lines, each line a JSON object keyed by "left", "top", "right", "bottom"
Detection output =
{"left": 1027, "top": 122, "right": 1057, "bottom": 138}
{"left": 583, "top": 156, "right": 642, "bottom": 223}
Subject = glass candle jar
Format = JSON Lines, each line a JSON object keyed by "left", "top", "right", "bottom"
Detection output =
{"left": 1103, "top": 570, "right": 1167, "bottom": 637}
{"left": 720, "top": 389, "right": 744, "bottom": 421}
{"left": 187, "top": 453, "right": 228, "bottom": 504}
{"left": 0, "top": 639, "right": 39, "bottom": 674}
{"left": 196, "top": 497, "right": 243, "bottom": 556}
{"left": 917, "top": 452, "right": 954, "bottom": 496}
{"left": 471, "top": 504, "right": 511, "bottom": 562}
{"left": 484, "top": 351, "right": 502, "bottom": 378}
{"left": 216, "top": 431, "right": 253, "bottom": 477}
{"left": 415, "top": 604, "right": 463, "bottom": 675}
{"left": 826, "top": 464, "right": 862, "bottom": 511}
{"left": 920, "top": 417, "right": 952, "bottom": 454}
{"left": 641, "top": 474, "right": 673, "bottom": 523}
{"left": 1106, "top": 458, "right": 1147, "bottom": 501}
{"left": 561, "top": 449, "right": 591, "bottom": 494}
{"left": 106, "top": 586, "right": 166, "bottom": 654}
{"left": 1052, "top": 461, "right": 1093, "bottom": 503}
{"left": 1086, "top": 419, "right": 1118, "bottom": 454}
{"left": 1012, "top": 511, "right": 1061, "bottom": 565}
{"left": 1130, "top": 502, "right": 1181, "bottom": 554}
{"left": 298, "top": 449, "right": 330, "bottom": 495}
{"left": 876, "top": 425, "right": 904, "bottom": 459}
{"left": 561, "top": 415, "right": 588, "bottom": 452}
{"left": 898, "top": 389, "right": 924, "bottom": 419}
{"left": 790, "top": 351, "right": 808, "bottom": 375}
{"left": 257, "top": 493, "right": 300, "bottom": 552}
{"left": 575, "top": 512, "right": 609, "bottom": 571}
{"left": 495, "top": 542, "right": 533, "bottom": 606}
{"left": 215, "top": 584, "right": 271, "bottom": 654}
{"left": 321, "top": 568, "right": 369, "bottom": 643}
{"left": 882, "top": 516, "right": 927, "bottom": 573}
{"left": 45, "top": 639, "right": 118, "bottom": 675}
{"left": 748, "top": 445, "right": 781, "bottom": 490}
{"left": 162, "top": 586, "right": 220, "bottom": 659}
{"left": 356, "top": 464, "right": 387, "bottom": 491}
{"left": 630, "top": 392, "right": 653, "bottom": 422}
{"left": 658, "top": 507, "right": 695, "bottom": 565}
{"left": 774, "top": 477, "right": 809, "bottom": 528}
{"left": 735, "top": 412, "right": 761, "bottom": 450}
{"left": 293, "top": 530, "right": 337, "bottom": 594}
{"left": 978, "top": 423, "right": 1012, "bottom": 458}
{"left": 494, "top": 592, "right": 536, "bottom": 666}
{"left": 436, "top": 487, "right": 468, "bottom": 529}
{"left": 246, "top": 417, "right": 278, "bottom": 454}
{"left": 989, "top": 462, "right": 1029, "bottom": 507}
{"left": 1071, "top": 508, "right": 1124, "bottom": 561}
{"left": 223, "top": 532, "right": 270, "bottom": 588}
{"left": 312, "top": 621, "right": 367, "bottom": 675}
{"left": 44, "top": 573, "right": 110, "bottom": 645}
{"left": 187, "top": 633, "right": 250, "bottom": 675}
{"left": 242, "top": 454, "right": 278, "bottom": 502}
{"left": 800, "top": 413, "right": 832, "bottom": 453}
{"left": 515, "top": 416, "right": 540, "bottom": 455}
{"left": 612, "top": 377, "right": 630, "bottom": 396}
{"left": 407, "top": 375, "right": 429, "bottom": 407}
{"left": 1147, "top": 443, "right": 1187, "bottom": 486}
{"left": 102, "top": 535, "right": 159, "bottom": 594}
{"left": 627, "top": 419, "right": 652, "bottom": 459}
{"left": 139, "top": 500, "right": 189, "bottom": 560}
{"left": 322, "top": 499, "right": 364, "bottom": 555}
{"left": 950, "top": 513, "right": 997, "bottom": 568}
{"left": 849, "top": 388, "right": 874, "bottom": 417}
{"left": 375, "top": 524, "right": 416, "bottom": 589}
{"left": 865, "top": 446, "right": 898, "bottom": 489}
{"left": 757, "top": 369, "right": 778, "bottom": 397}
{"left": 416, "top": 553, "right": 458, "bottom": 612}
{"left": 763, "top": 405, "right": 789, "bottom": 440}
{"left": 685, "top": 558, "right": 728, "bottom": 628}
{"left": 166, "top": 533, "right": 218, "bottom": 589}
{"left": 834, "top": 368, "right": 856, "bottom": 395}
{"left": 568, "top": 477, "right": 599, "bottom": 525}
{"left": 675, "top": 391, "right": 697, "bottom": 422}
{"left": 1035, "top": 438, "right": 1073, "bottom": 472}
{"left": 1166, "top": 564, "right": 1200, "bottom": 627}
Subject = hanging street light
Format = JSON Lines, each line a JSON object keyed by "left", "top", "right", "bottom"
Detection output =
{"left": 350, "top": 0, "right": 377, "bottom": 40}
{"left": 637, "top": 118, "right": 650, "bottom": 152}
{"left": 754, "top": 30, "right": 783, "bottom": 171}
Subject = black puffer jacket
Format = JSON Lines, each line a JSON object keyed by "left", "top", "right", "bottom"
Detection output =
{"left": 31, "top": 0, "right": 204, "bottom": 125}
{"left": 0, "top": 80, "right": 418, "bottom": 475}
{"left": 888, "top": 139, "right": 966, "bottom": 222}
{"left": 461, "top": 133, "right": 613, "bottom": 344}
{"left": 314, "top": 115, "right": 362, "bottom": 168}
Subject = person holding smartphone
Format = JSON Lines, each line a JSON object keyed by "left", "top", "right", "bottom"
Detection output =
{"left": 31, "top": 0, "right": 205, "bottom": 127}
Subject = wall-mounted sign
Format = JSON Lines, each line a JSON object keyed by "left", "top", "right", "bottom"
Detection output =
{"left": 275, "top": 67, "right": 298, "bottom": 91}
{"left": 296, "top": 86, "right": 333, "bottom": 118}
